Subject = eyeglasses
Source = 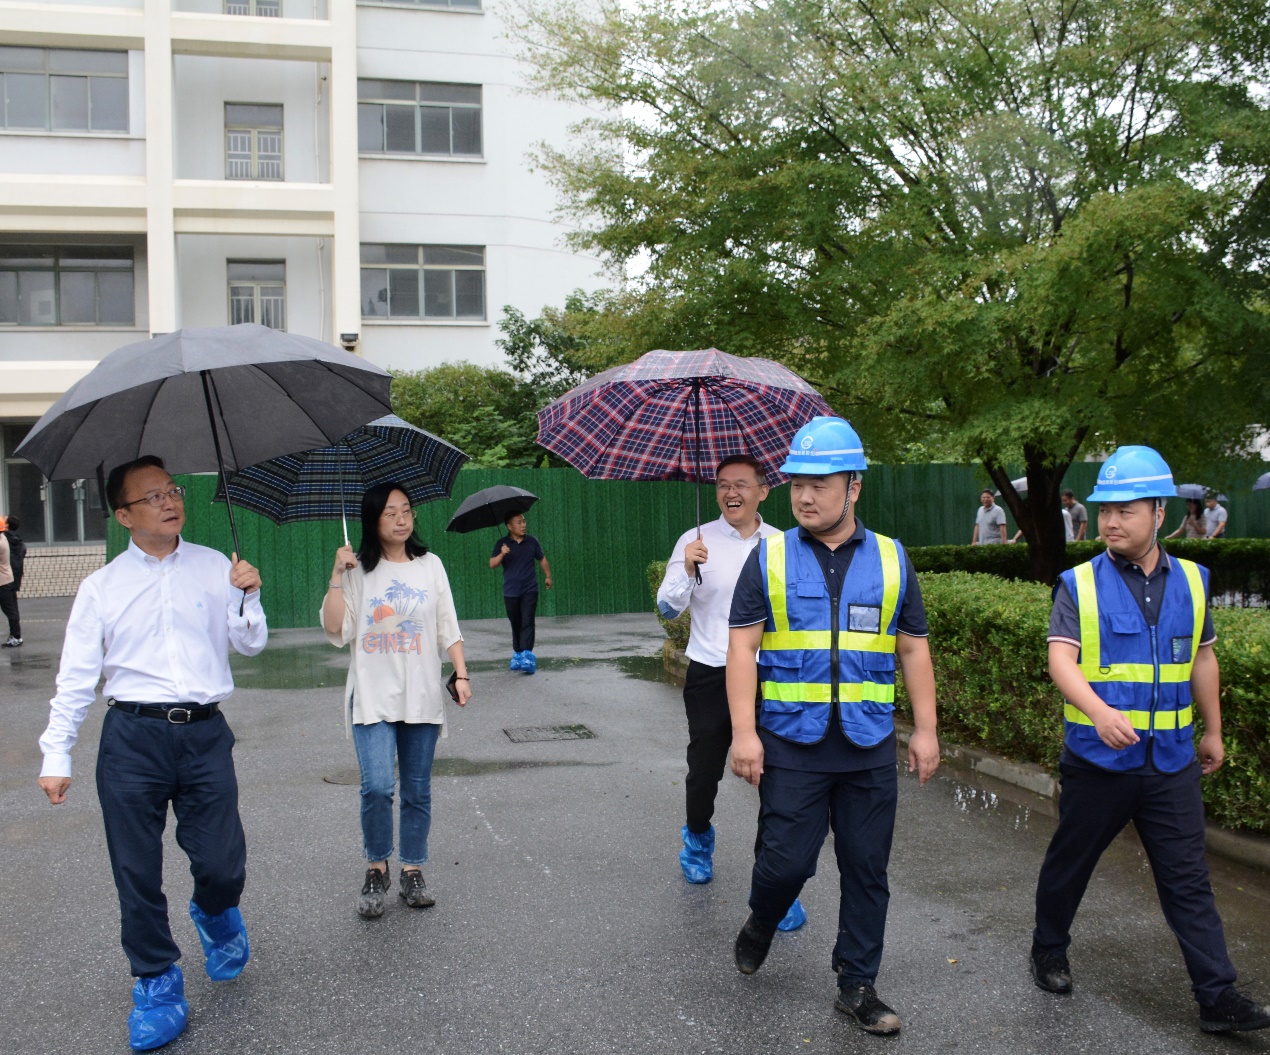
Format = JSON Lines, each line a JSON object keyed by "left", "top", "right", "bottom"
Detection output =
{"left": 715, "top": 481, "right": 760, "bottom": 493}
{"left": 119, "top": 486, "right": 186, "bottom": 509}
{"left": 380, "top": 508, "right": 415, "bottom": 521}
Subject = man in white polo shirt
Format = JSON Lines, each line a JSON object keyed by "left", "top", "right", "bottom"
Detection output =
{"left": 657, "top": 455, "right": 805, "bottom": 927}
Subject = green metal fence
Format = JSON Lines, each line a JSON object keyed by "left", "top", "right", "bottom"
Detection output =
{"left": 108, "top": 464, "right": 1270, "bottom": 628}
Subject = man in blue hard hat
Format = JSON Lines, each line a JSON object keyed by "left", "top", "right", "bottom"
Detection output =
{"left": 725, "top": 416, "right": 941, "bottom": 1036}
{"left": 1030, "top": 445, "right": 1270, "bottom": 1034}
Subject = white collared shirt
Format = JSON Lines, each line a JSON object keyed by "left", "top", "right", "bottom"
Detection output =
{"left": 657, "top": 514, "right": 781, "bottom": 667}
{"left": 38, "top": 537, "right": 268, "bottom": 779}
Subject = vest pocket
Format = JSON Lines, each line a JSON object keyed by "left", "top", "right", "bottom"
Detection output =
{"left": 796, "top": 581, "right": 826, "bottom": 599}
{"left": 860, "top": 650, "right": 896, "bottom": 674}
{"left": 1109, "top": 612, "right": 1143, "bottom": 634}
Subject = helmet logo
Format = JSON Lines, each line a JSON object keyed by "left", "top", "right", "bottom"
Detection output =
{"left": 1104, "top": 465, "right": 1118, "bottom": 479}
{"left": 800, "top": 435, "right": 814, "bottom": 450}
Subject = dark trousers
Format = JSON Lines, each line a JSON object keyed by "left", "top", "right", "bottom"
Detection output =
{"left": 749, "top": 763, "right": 897, "bottom": 986}
{"left": 504, "top": 592, "right": 538, "bottom": 652}
{"left": 1033, "top": 761, "right": 1236, "bottom": 1004}
{"left": 683, "top": 660, "right": 732, "bottom": 833}
{"left": 0, "top": 583, "right": 18, "bottom": 638}
{"left": 95, "top": 706, "right": 247, "bottom": 978}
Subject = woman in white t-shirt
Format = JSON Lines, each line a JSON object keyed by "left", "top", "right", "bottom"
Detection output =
{"left": 321, "top": 483, "right": 472, "bottom": 918}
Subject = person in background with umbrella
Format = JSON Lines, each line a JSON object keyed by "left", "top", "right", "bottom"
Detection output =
{"left": 656, "top": 454, "right": 804, "bottom": 930}
{"left": 1166, "top": 498, "right": 1208, "bottom": 540}
{"left": 489, "top": 511, "right": 552, "bottom": 674}
{"left": 36, "top": 456, "right": 266, "bottom": 1052}
{"left": 1204, "top": 495, "right": 1229, "bottom": 539}
{"left": 322, "top": 483, "right": 472, "bottom": 919}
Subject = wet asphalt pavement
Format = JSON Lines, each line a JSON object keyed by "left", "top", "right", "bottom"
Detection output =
{"left": 2, "top": 597, "right": 1269, "bottom": 1055}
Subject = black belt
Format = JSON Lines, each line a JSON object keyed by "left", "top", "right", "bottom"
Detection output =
{"left": 108, "top": 699, "right": 220, "bottom": 724}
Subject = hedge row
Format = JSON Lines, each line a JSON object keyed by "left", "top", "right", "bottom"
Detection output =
{"left": 646, "top": 559, "right": 1270, "bottom": 833}
{"left": 902, "top": 573, "right": 1270, "bottom": 833}
{"left": 908, "top": 538, "right": 1270, "bottom": 602}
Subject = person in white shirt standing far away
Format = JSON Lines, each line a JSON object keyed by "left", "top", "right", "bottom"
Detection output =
{"left": 656, "top": 455, "right": 807, "bottom": 931}
{"left": 36, "top": 455, "right": 267, "bottom": 1053}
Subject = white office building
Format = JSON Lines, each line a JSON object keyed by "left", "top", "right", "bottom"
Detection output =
{"left": 0, "top": 0, "right": 601, "bottom": 559}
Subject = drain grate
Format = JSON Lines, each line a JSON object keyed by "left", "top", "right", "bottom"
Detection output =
{"left": 503, "top": 724, "right": 596, "bottom": 743}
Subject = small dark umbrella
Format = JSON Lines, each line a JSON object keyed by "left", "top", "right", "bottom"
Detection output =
{"left": 1176, "top": 483, "right": 1229, "bottom": 502}
{"left": 214, "top": 415, "right": 469, "bottom": 544}
{"left": 16, "top": 324, "right": 392, "bottom": 607}
{"left": 446, "top": 485, "right": 538, "bottom": 534}
{"left": 1254, "top": 472, "right": 1270, "bottom": 492}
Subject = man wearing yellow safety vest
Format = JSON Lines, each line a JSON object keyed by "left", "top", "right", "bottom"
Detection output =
{"left": 1031, "top": 445, "right": 1270, "bottom": 1034}
{"left": 725, "top": 417, "right": 941, "bottom": 1036}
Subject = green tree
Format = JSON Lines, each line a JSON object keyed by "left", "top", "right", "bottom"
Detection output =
{"left": 391, "top": 363, "right": 545, "bottom": 468}
{"left": 515, "top": 0, "right": 1270, "bottom": 581}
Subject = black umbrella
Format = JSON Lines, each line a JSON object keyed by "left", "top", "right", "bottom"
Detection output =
{"left": 446, "top": 485, "right": 539, "bottom": 534}
{"left": 16, "top": 324, "right": 393, "bottom": 601}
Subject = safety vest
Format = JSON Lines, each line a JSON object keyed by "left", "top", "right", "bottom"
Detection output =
{"left": 757, "top": 527, "right": 905, "bottom": 747}
{"left": 1058, "top": 550, "right": 1207, "bottom": 772}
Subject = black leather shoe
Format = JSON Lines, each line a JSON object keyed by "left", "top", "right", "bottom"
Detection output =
{"left": 835, "top": 983, "right": 902, "bottom": 1035}
{"left": 1030, "top": 946, "right": 1072, "bottom": 994}
{"left": 1200, "top": 988, "right": 1270, "bottom": 1033}
{"left": 734, "top": 914, "right": 775, "bottom": 975}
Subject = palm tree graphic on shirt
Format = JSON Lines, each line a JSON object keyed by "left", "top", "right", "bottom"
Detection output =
{"left": 365, "top": 580, "right": 429, "bottom": 634}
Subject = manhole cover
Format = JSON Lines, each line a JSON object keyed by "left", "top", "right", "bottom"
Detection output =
{"left": 503, "top": 724, "right": 596, "bottom": 743}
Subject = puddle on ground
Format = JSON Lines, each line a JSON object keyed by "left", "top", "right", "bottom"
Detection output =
{"left": 322, "top": 757, "right": 611, "bottom": 784}
{"left": 945, "top": 777, "right": 1041, "bottom": 831}
{"left": 230, "top": 643, "right": 347, "bottom": 690}
{"left": 229, "top": 646, "right": 671, "bottom": 691}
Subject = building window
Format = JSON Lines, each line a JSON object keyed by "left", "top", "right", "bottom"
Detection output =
{"left": 228, "top": 261, "right": 286, "bottom": 330}
{"left": 3, "top": 424, "right": 108, "bottom": 545}
{"left": 225, "top": 0, "right": 281, "bottom": 15}
{"left": 357, "top": 81, "right": 481, "bottom": 157}
{"left": 225, "top": 103, "right": 283, "bottom": 180}
{"left": 0, "top": 47, "right": 128, "bottom": 133}
{"left": 0, "top": 245, "right": 134, "bottom": 326}
{"left": 360, "top": 245, "right": 485, "bottom": 320}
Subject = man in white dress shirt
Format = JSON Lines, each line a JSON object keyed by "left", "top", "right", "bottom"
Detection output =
{"left": 37, "top": 456, "right": 267, "bottom": 1052}
{"left": 658, "top": 456, "right": 806, "bottom": 923}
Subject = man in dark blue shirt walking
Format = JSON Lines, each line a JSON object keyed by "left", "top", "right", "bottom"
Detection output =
{"left": 490, "top": 512, "right": 552, "bottom": 674}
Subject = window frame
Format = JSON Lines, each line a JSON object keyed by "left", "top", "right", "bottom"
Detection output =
{"left": 0, "top": 244, "right": 136, "bottom": 327}
{"left": 0, "top": 47, "right": 129, "bottom": 134}
{"left": 224, "top": 103, "right": 284, "bottom": 181}
{"left": 227, "top": 260, "right": 287, "bottom": 331}
{"left": 359, "top": 244, "right": 486, "bottom": 322}
{"left": 357, "top": 80, "right": 482, "bottom": 158}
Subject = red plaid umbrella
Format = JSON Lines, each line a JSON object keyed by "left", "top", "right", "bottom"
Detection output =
{"left": 537, "top": 349, "right": 835, "bottom": 541}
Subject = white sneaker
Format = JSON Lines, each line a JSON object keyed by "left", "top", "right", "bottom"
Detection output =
{"left": 2, "top": 637, "right": 21, "bottom": 647}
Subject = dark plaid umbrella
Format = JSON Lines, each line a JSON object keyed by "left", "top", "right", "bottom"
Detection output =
{"left": 446, "top": 485, "right": 539, "bottom": 534}
{"left": 215, "top": 416, "right": 469, "bottom": 543}
{"left": 537, "top": 348, "right": 835, "bottom": 538}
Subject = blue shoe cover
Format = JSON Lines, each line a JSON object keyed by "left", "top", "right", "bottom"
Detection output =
{"left": 522, "top": 650, "right": 536, "bottom": 674}
{"left": 510, "top": 651, "right": 523, "bottom": 670}
{"left": 679, "top": 824, "right": 715, "bottom": 883}
{"left": 189, "top": 900, "right": 250, "bottom": 981}
{"left": 128, "top": 964, "right": 188, "bottom": 1051}
{"left": 777, "top": 897, "right": 807, "bottom": 931}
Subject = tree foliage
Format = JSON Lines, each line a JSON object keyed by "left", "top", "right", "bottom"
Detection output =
{"left": 513, "top": 0, "right": 1270, "bottom": 580}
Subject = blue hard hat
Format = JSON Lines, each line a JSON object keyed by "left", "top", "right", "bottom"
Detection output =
{"left": 1087, "top": 445, "right": 1177, "bottom": 503}
{"left": 779, "top": 417, "right": 868, "bottom": 475}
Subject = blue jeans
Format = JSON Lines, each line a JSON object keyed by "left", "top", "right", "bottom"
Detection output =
{"left": 351, "top": 721, "right": 441, "bottom": 866}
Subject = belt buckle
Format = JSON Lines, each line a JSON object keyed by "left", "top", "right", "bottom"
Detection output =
{"left": 166, "top": 707, "right": 192, "bottom": 724}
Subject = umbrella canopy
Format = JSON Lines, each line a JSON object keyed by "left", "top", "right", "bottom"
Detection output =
{"left": 994, "top": 476, "right": 1028, "bottom": 497}
{"left": 535, "top": 349, "right": 835, "bottom": 484}
{"left": 15, "top": 324, "right": 392, "bottom": 481}
{"left": 1176, "top": 483, "right": 1229, "bottom": 502}
{"left": 1254, "top": 472, "right": 1270, "bottom": 492}
{"left": 214, "top": 415, "right": 468, "bottom": 538}
{"left": 446, "top": 485, "right": 538, "bottom": 534}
